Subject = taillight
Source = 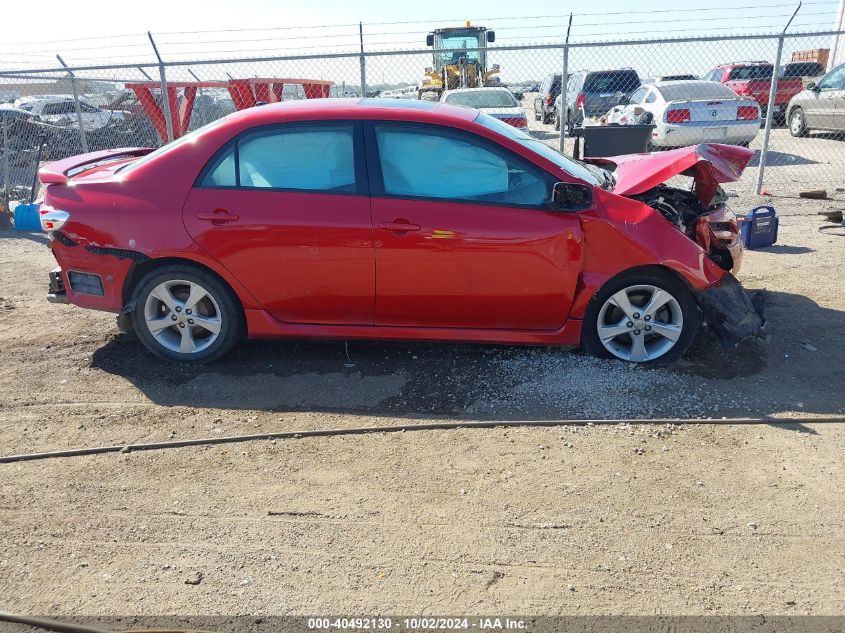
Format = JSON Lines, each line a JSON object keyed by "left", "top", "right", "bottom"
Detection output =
{"left": 576, "top": 93, "right": 586, "bottom": 108}
{"left": 732, "top": 84, "right": 750, "bottom": 95}
{"left": 545, "top": 93, "right": 553, "bottom": 105}
{"left": 39, "top": 205, "right": 70, "bottom": 232}
{"left": 666, "top": 108, "right": 691, "bottom": 124}
{"left": 500, "top": 116, "right": 528, "bottom": 128}
{"left": 736, "top": 105, "right": 758, "bottom": 120}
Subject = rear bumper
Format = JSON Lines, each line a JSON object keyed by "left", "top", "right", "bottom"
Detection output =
{"left": 653, "top": 121, "right": 759, "bottom": 147}
{"left": 696, "top": 273, "right": 765, "bottom": 347}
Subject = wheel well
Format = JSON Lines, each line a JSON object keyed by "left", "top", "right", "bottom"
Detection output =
{"left": 122, "top": 257, "right": 248, "bottom": 338}
{"left": 123, "top": 256, "right": 244, "bottom": 311}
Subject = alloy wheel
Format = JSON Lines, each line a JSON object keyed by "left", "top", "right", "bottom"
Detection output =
{"left": 596, "top": 284, "right": 684, "bottom": 362}
{"left": 143, "top": 279, "right": 223, "bottom": 354}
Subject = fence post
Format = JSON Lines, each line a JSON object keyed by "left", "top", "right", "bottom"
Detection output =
{"left": 148, "top": 31, "right": 175, "bottom": 144}
{"left": 558, "top": 14, "right": 573, "bottom": 153}
{"left": 359, "top": 22, "right": 367, "bottom": 97}
{"left": 56, "top": 55, "right": 89, "bottom": 154}
{"left": 756, "top": 2, "right": 801, "bottom": 195}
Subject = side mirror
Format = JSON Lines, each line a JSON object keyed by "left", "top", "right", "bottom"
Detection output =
{"left": 618, "top": 95, "right": 630, "bottom": 105}
{"left": 807, "top": 82, "right": 818, "bottom": 91}
{"left": 426, "top": 34, "right": 434, "bottom": 47}
{"left": 487, "top": 30, "right": 496, "bottom": 43}
{"left": 552, "top": 182, "right": 593, "bottom": 210}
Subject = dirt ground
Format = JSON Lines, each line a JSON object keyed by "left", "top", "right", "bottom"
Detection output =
{"left": 1, "top": 146, "right": 844, "bottom": 618}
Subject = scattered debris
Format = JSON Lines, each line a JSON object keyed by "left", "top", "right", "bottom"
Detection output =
{"left": 799, "top": 189, "right": 827, "bottom": 200}
{"left": 485, "top": 570, "right": 505, "bottom": 589}
{"left": 800, "top": 342, "right": 818, "bottom": 352}
{"left": 184, "top": 571, "right": 203, "bottom": 586}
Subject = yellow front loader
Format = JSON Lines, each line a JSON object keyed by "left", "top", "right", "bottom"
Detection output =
{"left": 419, "top": 24, "right": 500, "bottom": 100}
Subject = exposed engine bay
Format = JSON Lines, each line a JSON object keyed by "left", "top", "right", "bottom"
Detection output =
{"left": 630, "top": 184, "right": 740, "bottom": 272}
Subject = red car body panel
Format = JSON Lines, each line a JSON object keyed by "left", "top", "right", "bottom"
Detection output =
{"left": 586, "top": 144, "right": 755, "bottom": 205}
{"left": 40, "top": 99, "right": 751, "bottom": 349}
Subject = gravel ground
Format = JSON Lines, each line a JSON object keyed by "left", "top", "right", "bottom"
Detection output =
{"left": 1, "top": 124, "right": 844, "bottom": 618}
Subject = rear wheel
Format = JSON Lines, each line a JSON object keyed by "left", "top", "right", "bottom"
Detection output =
{"left": 582, "top": 269, "right": 700, "bottom": 365}
{"left": 789, "top": 107, "right": 809, "bottom": 137}
{"left": 132, "top": 265, "right": 243, "bottom": 364}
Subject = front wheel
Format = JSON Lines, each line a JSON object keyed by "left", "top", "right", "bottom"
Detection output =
{"left": 788, "top": 107, "right": 809, "bottom": 137}
{"left": 582, "top": 270, "right": 700, "bottom": 365}
{"left": 132, "top": 265, "right": 243, "bottom": 364}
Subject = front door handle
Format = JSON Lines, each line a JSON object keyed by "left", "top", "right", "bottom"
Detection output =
{"left": 378, "top": 219, "right": 421, "bottom": 235}
{"left": 197, "top": 208, "right": 240, "bottom": 225}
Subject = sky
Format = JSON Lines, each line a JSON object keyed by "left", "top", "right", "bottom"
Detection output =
{"left": 0, "top": 0, "right": 843, "bottom": 85}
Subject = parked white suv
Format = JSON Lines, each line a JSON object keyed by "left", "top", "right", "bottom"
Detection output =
{"left": 15, "top": 96, "right": 127, "bottom": 129}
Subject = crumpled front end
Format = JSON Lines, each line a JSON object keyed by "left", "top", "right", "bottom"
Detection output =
{"left": 696, "top": 273, "right": 766, "bottom": 347}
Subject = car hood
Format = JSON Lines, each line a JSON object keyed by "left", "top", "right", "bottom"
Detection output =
{"left": 585, "top": 143, "right": 755, "bottom": 205}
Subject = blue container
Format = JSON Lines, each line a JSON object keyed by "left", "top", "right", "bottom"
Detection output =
{"left": 13, "top": 203, "right": 41, "bottom": 231}
{"left": 739, "top": 205, "right": 778, "bottom": 249}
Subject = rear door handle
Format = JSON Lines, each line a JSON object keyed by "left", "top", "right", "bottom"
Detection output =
{"left": 197, "top": 209, "right": 240, "bottom": 225}
{"left": 378, "top": 219, "right": 421, "bottom": 234}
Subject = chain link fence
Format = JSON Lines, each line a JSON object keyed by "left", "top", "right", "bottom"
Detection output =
{"left": 2, "top": 27, "right": 844, "bottom": 210}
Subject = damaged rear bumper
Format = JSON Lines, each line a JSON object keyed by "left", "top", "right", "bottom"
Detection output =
{"left": 696, "top": 273, "right": 766, "bottom": 347}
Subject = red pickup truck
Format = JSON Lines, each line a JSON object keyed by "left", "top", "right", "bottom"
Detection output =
{"left": 703, "top": 62, "right": 804, "bottom": 122}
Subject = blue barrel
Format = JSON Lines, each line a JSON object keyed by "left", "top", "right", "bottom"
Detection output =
{"left": 739, "top": 206, "right": 778, "bottom": 249}
{"left": 13, "top": 203, "right": 42, "bottom": 231}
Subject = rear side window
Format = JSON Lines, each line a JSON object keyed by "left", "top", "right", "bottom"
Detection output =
{"left": 374, "top": 125, "right": 551, "bottom": 207}
{"left": 728, "top": 66, "right": 773, "bottom": 80}
{"left": 584, "top": 71, "right": 640, "bottom": 93}
{"left": 199, "top": 124, "right": 356, "bottom": 192}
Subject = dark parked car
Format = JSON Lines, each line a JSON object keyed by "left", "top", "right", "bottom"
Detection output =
{"left": 561, "top": 69, "right": 641, "bottom": 131}
{"left": 533, "top": 74, "right": 562, "bottom": 124}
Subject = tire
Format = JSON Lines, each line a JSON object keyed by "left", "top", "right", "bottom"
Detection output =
{"left": 541, "top": 109, "right": 551, "bottom": 125}
{"left": 565, "top": 110, "right": 575, "bottom": 135}
{"left": 132, "top": 264, "right": 244, "bottom": 364}
{"left": 582, "top": 269, "right": 700, "bottom": 366}
{"left": 788, "top": 107, "right": 809, "bottom": 137}
{"left": 534, "top": 105, "right": 541, "bottom": 122}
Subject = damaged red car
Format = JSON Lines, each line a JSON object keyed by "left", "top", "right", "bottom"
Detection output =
{"left": 39, "top": 99, "right": 764, "bottom": 364}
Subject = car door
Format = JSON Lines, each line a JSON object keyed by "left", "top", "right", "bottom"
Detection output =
{"left": 805, "top": 65, "right": 845, "bottom": 129}
{"left": 366, "top": 121, "right": 584, "bottom": 330}
{"left": 182, "top": 121, "right": 375, "bottom": 325}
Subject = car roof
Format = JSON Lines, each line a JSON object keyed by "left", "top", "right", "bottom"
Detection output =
{"left": 223, "top": 97, "right": 478, "bottom": 126}
{"left": 652, "top": 79, "right": 717, "bottom": 87}
{"left": 442, "top": 87, "right": 511, "bottom": 94}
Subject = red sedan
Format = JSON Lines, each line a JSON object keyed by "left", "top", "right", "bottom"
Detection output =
{"left": 39, "top": 99, "right": 763, "bottom": 364}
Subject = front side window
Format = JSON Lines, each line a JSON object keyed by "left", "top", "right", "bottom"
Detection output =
{"left": 374, "top": 125, "right": 550, "bottom": 207}
{"left": 199, "top": 124, "right": 356, "bottom": 192}
{"left": 818, "top": 64, "right": 845, "bottom": 91}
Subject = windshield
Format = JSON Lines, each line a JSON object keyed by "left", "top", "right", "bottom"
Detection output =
{"left": 434, "top": 29, "right": 485, "bottom": 70}
{"left": 474, "top": 112, "right": 605, "bottom": 188}
{"left": 117, "top": 117, "right": 229, "bottom": 174}
{"left": 658, "top": 82, "right": 739, "bottom": 101}
{"left": 781, "top": 62, "right": 824, "bottom": 77}
{"left": 444, "top": 90, "right": 518, "bottom": 108}
{"left": 728, "top": 65, "right": 773, "bottom": 80}
{"left": 584, "top": 71, "right": 640, "bottom": 93}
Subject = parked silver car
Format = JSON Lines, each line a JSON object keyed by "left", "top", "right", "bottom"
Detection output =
{"left": 786, "top": 63, "right": 845, "bottom": 137}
